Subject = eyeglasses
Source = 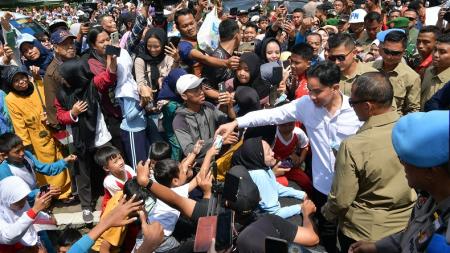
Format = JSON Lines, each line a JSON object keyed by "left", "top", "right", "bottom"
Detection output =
{"left": 348, "top": 98, "right": 368, "bottom": 107}
{"left": 328, "top": 49, "right": 353, "bottom": 62}
{"left": 381, "top": 47, "right": 403, "bottom": 56}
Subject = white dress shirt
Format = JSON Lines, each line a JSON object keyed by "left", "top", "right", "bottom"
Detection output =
{"left": 237, "top": 95, "right": 362, "bottom": 194}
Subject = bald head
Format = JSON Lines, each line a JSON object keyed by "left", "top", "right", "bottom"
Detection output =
{"left": 352, "top": 72, "right": 393, "bottom": 108}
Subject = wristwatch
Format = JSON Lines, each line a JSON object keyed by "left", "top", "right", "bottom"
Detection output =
{"left": 146, "top": 178, "right": 153, "bottom": 189}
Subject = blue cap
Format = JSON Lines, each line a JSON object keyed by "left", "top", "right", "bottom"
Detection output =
{"left": 376, "top": 28, "right": 405, "bottom": 42}
{"left": 392, "top": 111, "right": 449, "bottom": 168}
{"left": 50, "top": 29, "right": 76, "bottom": 45}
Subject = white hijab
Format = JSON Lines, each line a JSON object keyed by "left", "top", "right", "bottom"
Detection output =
{"left": 0, "top": 176, "right": 38, "bottom": 246}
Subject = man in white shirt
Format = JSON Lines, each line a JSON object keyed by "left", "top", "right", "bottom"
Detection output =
{"left": 216, "top": 61, "right": 362, "bottom": 253}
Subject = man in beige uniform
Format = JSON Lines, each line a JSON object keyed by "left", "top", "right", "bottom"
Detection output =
{"left": 322, "top": 72, "right": 417, "bottom": 253}
{"left": 370, "top": 30, "right": 421, "bottom": 115}
{"left": 421, "top": 33, "right": 450, "bottom": 109}
{"left": 327, "top": 33, "right": 377, "bottom": 96}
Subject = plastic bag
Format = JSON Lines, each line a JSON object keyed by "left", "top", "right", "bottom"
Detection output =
{"left": 197, "top": 6, "right": 221, "bottom": 54}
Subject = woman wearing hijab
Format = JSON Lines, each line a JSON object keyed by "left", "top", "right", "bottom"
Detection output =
{"left": 225, "top": 52, "right": 269, "bottom": 104}
{"left": 156, "top": 68, "right": 186, "bottom": 161}
{"left": 17, "top": 36, "right": 54, "bottom": 76}
{"left": 55, "top": 59, "right": 112, "bottom": 223}
{"left": 232, "top": 137, "right": 306, "bottom": 219}
{"left": 4, "top": 65, "right": 72, "bottom": 200}
{"left": 0, "top": 176, "right": 54, "bottom": 252}
{"left": 256, "top": 37, "right": 282, "bottom": 64}
{"left": 134, "top": 28, "right": 179, "bottom": 105}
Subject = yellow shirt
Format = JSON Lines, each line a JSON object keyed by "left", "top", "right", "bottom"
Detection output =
{"left": 92, "top": 192, "right": 126, "bottom": 252}
{"left": 339, "top": 62, "right": 377, "bottom": 96}
{"left": 322, "top": 111, "right": 416, "bottom": 242}
{"left": 371, "top": 60, "right": 421, "bottom": 115}
{"left": 420, "top": 66, "right": 450, "bottom": 109}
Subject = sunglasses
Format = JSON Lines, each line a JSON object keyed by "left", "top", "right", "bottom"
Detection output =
{"left": 381, "top": 47, "right": 403, "bottom": 56}
{"left": 406, "top": 17, "right": 416, "bottom": 21}
{"left": 348, "top": 98, "right": 367, "bottom": 107}
{"left": 328, "top": 49, "right": 353, "bottom": 62}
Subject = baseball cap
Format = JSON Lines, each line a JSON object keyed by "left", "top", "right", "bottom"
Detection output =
{"left": 224, "top": 166, "right": 260, "bottom": 214}
{"left": 49, "top": 19, "right": 68, "bottom": 32}
{"left": 317, "top": 2, "right": 333, "bottom": 12}
{"left": 376, "top": 28, "right": 405, "bottom": 42}
{"left": 349, "top": 9, "right": 367, "bottom": 23}
{"left": 387, "top": 17, "right": 409, "bottom": 28}
{"left": 176, "top": 74, "right": 204, "bottom": 94}
{"left": 392, "top": 111, "right": 449, "bottom": 168}
{"left": 51, "top": 29, "right": 76, "bottom": 45}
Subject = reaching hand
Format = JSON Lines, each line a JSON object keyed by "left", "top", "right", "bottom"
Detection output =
{"left": 136, "top": 160, "right": 152, "bottom": 188}
{"left": 192, "top": 140, "right": 205, "bottom": 155}
{"left": 138, "top": 211, "right": 164, "bottom": 251}
{"left": 64, "top": 154, "right": 77, "bottom": 163}
{"left": 70, "top": 101, "right": 88, "bottom": 117}
{"left": 30, "top": 66, "right": 41, "bottom": 80}
{"left": 3, "top": 46, "right": 13, "bottom": 64}
{"left": 215, "top": 121, "right": 238, "bottom": 141}
{"left": 33, "top": 190, "right": 53, "bottom": 213}
{"left": 164, "top": 42, "right": 180, "bottom": 62}
{"left": 348, "top": 241, "right": 378, "bottom": 253}
{"left": 272, "top": 162, "right": 291, "bottom": 176}
{"left": 301, "top": 199, "right": 316, "bottom": 216}
{"left": 102, "top": 194, "right": 143, "bottom": 228}
{"left": 218, "top": 91, "right": 233, "bottom": 106}
{"left": 0, "top": 12, "right": 13, "bottom": 31}
{"left": 223, "top": 131, "right": 239, "bottom": 145}
{"left": 196, "top": 168, "right": 213, "bottom": 196}
{"left": 226, "top": 56, "right": 240, "bottom": 70}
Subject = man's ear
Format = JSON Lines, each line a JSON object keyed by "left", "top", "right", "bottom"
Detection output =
{"left": 0, "top": 152, "right": 7, "bottom": 159}
{"left": 181, "top": 93, "right": 188, "bottom": 101}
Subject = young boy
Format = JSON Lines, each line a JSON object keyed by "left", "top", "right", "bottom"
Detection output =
{"left": 286, "top": 43, "right": 314, "bottom": 100}
{"left": 57, "top": 228, "right": 82, "bottom": 253}
{"left": 94, "top": 145, "right": 136, "bottom": 212}
{"left": 148, "top": 143, "right": 216, "bottom": 252}
{"left": 149, "top": 141, "right": 172, "bottom": 171}
{"left": 173, "top": 74, "right": 236, "bottom": 162}
{"left": 0, "top": 133, "right": 76, "bottom": 202}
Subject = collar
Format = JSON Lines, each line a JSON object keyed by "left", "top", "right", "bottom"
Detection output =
{"left": 357, "top": 110, "right": 399, "bottom": 133}
{"left": 373, "top": 59, "right": 404, "bottom": 76}
{"left": 419, "top": 54, "right": 433, "bottom": 68}
{"left": 435, "top": 66, "right": 450, "bottom": 83}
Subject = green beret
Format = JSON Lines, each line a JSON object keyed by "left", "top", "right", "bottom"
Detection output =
{"left": 387, "top": 17, "right": 409, "bottom": 28}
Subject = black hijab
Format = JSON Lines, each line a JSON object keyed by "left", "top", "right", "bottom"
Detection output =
{"left": 137, "top": 28, "right": 168, "bottom": 86}
{"left": 234, "top": 86, "right": 260, "bottom": 117}
{"left": 4, "top": 66, "right": 34, "bottom": 97}
{"left": 233, "top": 52, "right": 269, "bottom": 99}
{"left": 256, "top": 37, "right": 280, "bottom": 63}
{"left": 232, "top": 137, "right": 267, "bottom": 171}
{"left": 57, "top": 59, "right": 99, "bottom": 155}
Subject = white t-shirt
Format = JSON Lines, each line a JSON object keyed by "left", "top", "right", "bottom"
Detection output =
{"left": 9, "top": 157, "right": 37, "bottom": 189}
{"left": 275, "top": 127, "right": 309, "bottom": 149}
{"left": 148, "top": 184, "right": 190, "bottom": 236}
{"left": 103, "top": 164, "right": 136, "bottom": 197}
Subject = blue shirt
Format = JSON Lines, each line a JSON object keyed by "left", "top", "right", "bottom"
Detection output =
{"left": 249, "top": 168, "right": 306, "bottom": 219}
{"left": 118, "top": 97, "right": 147, "bottom": 132}
{"left": 178, "top": 41, "right": 196, "bottom": 67}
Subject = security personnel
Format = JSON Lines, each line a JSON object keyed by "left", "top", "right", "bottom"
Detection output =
{"left": 349, "top": 110, "right": 450, "bottom": 253}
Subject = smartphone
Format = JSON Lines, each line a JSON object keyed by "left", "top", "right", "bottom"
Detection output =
{"left": 168, "top": 36, "right": 180, "bottom": 48}
{"left": 110, "top": 31, "right": 120, "bottom": 46}
{"left": 233, "top": 51, "right": 244, "bottom": 57}
{"left": 223, "top": 173, "right": 240, "bottom": 202}
{"left": 266, "top": 236, "right": 289, "bottom": 253}
{"left": 194, "top": 216, "right": 217, "bottom": 252}
{"left": 269, "top": 86, "right": 278, "bottom": 108}
{"left": 444, "top": 11, "right": 450, "bottom": 22}
{"left": 286, "top": 14, "right": 293, "bottom": 21}
{"left": 218, "top": 83, "right": 226, "bottom": 93}
{"left": 6, "top": 30, "right": 16, "bottom": 48}
{"left": 230, "top": 7, "right": 238, "bottom": 16}
{"left": 272, "top": 66, "right": 283, "bottom": 87}
{"left": 105, "top": 45, "right": 121, "bottom": 56}
{"left": 40, "top": 184, "right": 50, "bottom": 194}
{"left": 282, "top": 60, "right": 290, "bottom": 69}
{"left": 215, "top": 210, "right": 233, "bottom": 251}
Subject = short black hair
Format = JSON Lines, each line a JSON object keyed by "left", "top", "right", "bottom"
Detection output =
{"left": 258, "top": 15, "right": 268, "bottom": 23}
{"left": 219, "top": 19, "right": 240, "bottom": 41}
{"left": 244, "top": 22, "right": 258, "bottom": 33}
{"left": 306, "top": 61, "right": 341, "bottom": 87}
{"left": 383, "top": 30, "right": 407, "bottom": 49}
{"left": 0, "top": 133, "right": 23, "bottom": 153}
{"left": 419, "top": 25, "right": 441, "bottom": 37}
{"left": 58, "top": 228, "right": 82, "bottom": 247}
{"left": 123, "top": 177, "right": 153, "bottom": 202}
{"left": 174, "top": 8, "right": 194, "bottom": 27}
{"left": 352, "top": 72, "right": 393, "bottom": 107}
{"left": 365, "top": 11, "right": 382, "bottom": 23}
{"left": 94, "top": 145, "right": 121, "bottom": 167}
{"left": 292, "top": 8, "right": 305, "bottom": 14}
{"left": 328, "top": 33, "right": 355, "bottom": 50}
{"left": 389, "top": 9, "right": 401, "bottom": 17}
{"left": 149, "top": 142, "right": 172, "bottom": 161}
{"left": 291, "top": 43, "right": 314, "bottom": 61}
{"left": 437, "top": 33, "right": 450, "bottom": 44}
{"left": 154, "top": 159, "right": 180, "bottom": 187}
{"left": 408, "top": 0, "right": 423, "bottom": 11}
{"left": 306, "top": 32, "right": 322, "bottom": 43}
{"left": 404, "top": 9, "right": 419, "bottom": 16}
{"left": 87, "top": 27, "right": 106, "bottom": 47}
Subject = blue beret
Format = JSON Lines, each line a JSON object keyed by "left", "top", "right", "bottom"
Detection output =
{"left": 376, "top": 28, "right": 405, "bottom": 42}
{"left": 392, "top": 111, "right": 449, "bottom": 168}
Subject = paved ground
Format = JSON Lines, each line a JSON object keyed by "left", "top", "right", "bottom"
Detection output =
{"left": 51, "top": 196, "right": 103, "bottom": 229}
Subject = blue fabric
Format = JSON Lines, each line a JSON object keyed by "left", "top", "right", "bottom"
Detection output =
{"left": 178, "top": 41, "right": 196, "bottom": 67}
{"left": 38, "top": 230, "right": 56, "bottom": 253}
{"left": 376, "top": 29, "right": 405, "bottom": 42}
{"left": 392, "top": 111, "right": 449, "bottom": 168}
{"left": 248, "top": 168, "right": 306, "bottom": 219}
{"left": 67, "top": 234, "right": 95, "bottom": 253}
{"left": 157, "top": 68, "right": 186, "bottom": 102}
{"left": 424, "top": 81, "right": 450, "bottom": 111}
{"left": 0, "top": 90, "right": 13, "bottom": 134}
{"left": 118, "top": 97, "right": 147, "bottom": 132}
{"left": 294, "top": 32, "right": 306, "bottom": 45}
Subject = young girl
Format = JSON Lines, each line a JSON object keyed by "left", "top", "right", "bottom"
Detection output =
{"left": 257, "top": 37, "right": 281, "bottom": 63}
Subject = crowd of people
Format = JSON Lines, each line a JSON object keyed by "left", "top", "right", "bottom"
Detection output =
{"left": 0, "top": 0, "right": 449, "bottom": 252}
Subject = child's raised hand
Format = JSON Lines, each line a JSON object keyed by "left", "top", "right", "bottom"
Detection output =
{"left": 70, "top": 100, "right": 88, "bottom": 117}
{"left": 196, "top": 169, "right": 213, "bottom": 196}
{"left": 64, "top": 154, "right": 77, "bottom": 163}
{"left": 192, "top": 140, "right": 205, "bottom": 155}
{"left": 136, "top": 159, "right": 151, "bottom": 187}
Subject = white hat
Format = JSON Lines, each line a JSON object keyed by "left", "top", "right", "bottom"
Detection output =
{"left": 250, "top": 15, "right": 260, "bottom": 23}
{"left": 349, "top": 9, "right": 367, "bottom": 24}
{"left": 176, "top": 74, "right": 204, "bottom": 94}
